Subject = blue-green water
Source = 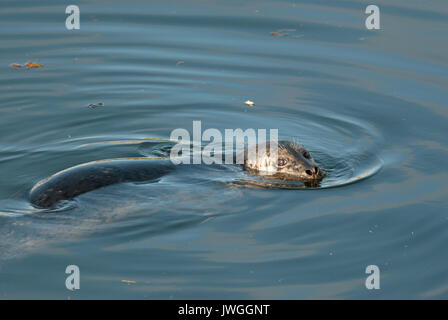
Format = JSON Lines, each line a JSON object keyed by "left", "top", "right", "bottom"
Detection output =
{"left": 0, "top": 0, "right": 447, "bottom": 299}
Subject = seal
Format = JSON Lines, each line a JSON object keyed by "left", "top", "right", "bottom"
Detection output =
{"left": 243, "top": 140, "right": 322, "bottom": 181}
{"left": 30, "top": 141, "right": 323, "bottom": 208}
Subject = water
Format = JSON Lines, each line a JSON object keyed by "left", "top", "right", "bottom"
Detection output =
{"left": 0, "top": 0, "right": 447, "bottom": 299}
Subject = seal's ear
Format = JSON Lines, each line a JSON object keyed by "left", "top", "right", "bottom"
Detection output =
{"left": 297, "top": 145, "right": 312, "bottom": 157}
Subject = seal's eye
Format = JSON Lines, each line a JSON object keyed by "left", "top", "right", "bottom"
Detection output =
{"left": 278, "top": 158, "right": 287, "bottom": 167}
{"left": 303, "top": 151, "right": 311, "bottom": 159}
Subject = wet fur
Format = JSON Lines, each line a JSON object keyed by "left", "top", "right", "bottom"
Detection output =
{"left": 243, "top": 140, "right": 323, "bottom": 181}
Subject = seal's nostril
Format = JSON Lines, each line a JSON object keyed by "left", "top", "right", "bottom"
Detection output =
{"left": 306, "top": 170, "right": 313, "bottom": 176}
{"left": 314, "top": 167, "right": 319, "bottom": 174}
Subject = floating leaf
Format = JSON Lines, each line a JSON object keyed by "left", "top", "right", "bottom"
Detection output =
{"left": 25, "top": 62, "right": 42, "bottom": 68}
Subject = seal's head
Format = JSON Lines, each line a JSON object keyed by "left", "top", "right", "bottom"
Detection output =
{"left": 274, "top": 141, "right": 323, "bottom": 181}
{"left": 244, "top": 140, "right": 324, "bottom": 182}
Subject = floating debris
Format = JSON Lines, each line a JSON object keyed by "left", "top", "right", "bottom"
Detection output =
{"left": 121, "top": 280, "right": 136, "bottom": 284}
{"left": 25, "top": 62, "right": 42, "bottom": 68}
{"left": 176, "top": 60, "right": 184, "bottom": 65}
{"left": 10, "top": 62, "right": 43, "bottom": 69}
{"left": 244, "top": 100, "right": 255, "bottom": 107}
{"left": 271, "top": 31, "right": 288, "bottom": 37}
{"left": 271, "top": 29, "right": 300, "bottom": 38}
{"left": 88, "top": 102, "right": 104, "bottom": 109}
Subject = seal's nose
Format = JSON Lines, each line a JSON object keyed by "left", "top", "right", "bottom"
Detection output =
{"left": 305, "top": 167, "right": 321, "bottom": 179}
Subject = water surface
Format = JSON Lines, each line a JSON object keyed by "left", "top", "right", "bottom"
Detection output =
{"left": 0, "top": 0, "right": 448, "bottom": 299}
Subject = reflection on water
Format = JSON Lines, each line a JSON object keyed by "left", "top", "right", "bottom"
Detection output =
{"left": 0, "top": 0, "right": 448, "bottom": 299}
